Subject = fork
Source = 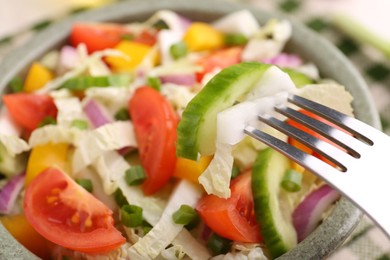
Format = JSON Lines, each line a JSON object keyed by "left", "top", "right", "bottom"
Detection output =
{"left": 244, "top": 94, "right": 390, "bottom": 238}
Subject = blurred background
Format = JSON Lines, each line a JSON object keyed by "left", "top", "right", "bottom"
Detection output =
{"left": 0, "top": 0, "right": 389, "bottom": 259}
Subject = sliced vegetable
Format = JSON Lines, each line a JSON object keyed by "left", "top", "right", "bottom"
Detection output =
{"left": 212, "top": 10, "right": 260, "bottom": 37}
{"left": 170, "top": 41, "right": 188, "bottom": 60}
{"left": 282, "top": 68, "right": 313, "bottom": 88}
{"left": 23, "top": 62, "right": 53, "bottom": 93}
{"left": 172, "top": 204, "right": 198, "bottom": 225}
{"left": 24, "top": 167, "right": 126, "bottom": 253}
{"left": 173, "top": 155, "right": 212, "bottom": 183}
{"left": 60, "top": 74, "right": 131, "bottom": 90}
{"left": 177, "top": 62, "right": 271, "bottom": 160}
{"left": 224, "top": 33, "right": 248, "bottom": 46}
{"left": 207, "top": 233, "right": 232, "bottom": 256}
{"left": 125, "top": 165, "right": 146, "bottom": 186}
{"left": 252, "top": 148, "right": 297, "bottom": 259}
{"left": 0, "top": 172, "right": 25, "bottom": 214}
{"left": 129, "top": 87, "right": 178, "bottom": 195}
{"left": 147, "top": 76, "right": 162, "bottom": 91}
{"left": 183, "top": 22, "right": 224, "bottom": 51}
{"left": 76, "top": 178, "right": 94, "bottom": 193}
{"left": 114, "top": 108, "right": 130, "bottom": 121}
{"left": 83, "top": 99, "right": 113, "bottom": 128}
{"left": 120, "top": 204, "right": 143, "bottom": 227}
{"left": 196, "top": 171, "right": 262, "bottom": 243}
{"left": 159, "top": 74, "right": 196, "bottom": 86}
{"left": 292, "top": 184, "right": 340, "bottom": 242}
{"left": 71, "top": 119, "right": 89, "bottom": 130}
{"left": 281, "top": 169, "right": 303, "bottom": 192}
{"left": 2, "top": 93, "right": 57, "bottom": 132}
{"left": 70, "top": 23, "right": 129, "bottom": 53}
{"left": 0, "top": 141, "right": 27, "bottom": 177}
{"left": 25, "top": 143, "right": 69, "bottom": 186}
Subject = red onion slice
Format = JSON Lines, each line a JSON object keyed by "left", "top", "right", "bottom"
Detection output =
{"left": 0, "top": 172, "right": 25, "bottom": 214}
{"left": 262, "top": 53, "right": 303, "bottom": 68}
{"left": 83, "top": 99, "right": 113, "bottom": 128}
{"left": 292, "top": 184, "right": 341, "bottom": 242}
{"left": 159, "top": 74, "right": 196, "bottom": 87}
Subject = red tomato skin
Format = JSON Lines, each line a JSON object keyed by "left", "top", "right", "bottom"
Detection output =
{"left": 24, "top": 168, "right": 125, "bottom": 254}
{"left": 70, "top": 23, "right": 128, "bottom": 53}
{"left": 2, "top": 93, "right": 57, "bottom": 132}
{"left": 196, "top": 171, "right": 262, "bottom": 243}
{"left": 196, "top": 46, "right": 243, "bottom": 82}
{"left": 129, "top": 87, "right": 179, "bottom": 195}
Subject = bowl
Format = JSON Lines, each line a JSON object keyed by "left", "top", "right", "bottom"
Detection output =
{"left": 0, "top": 0, "right": 381, "bottom": 259}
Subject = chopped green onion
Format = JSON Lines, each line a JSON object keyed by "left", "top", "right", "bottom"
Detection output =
{"left": 38, "top": 116, "right": 56, "bottom": 128}
{"left": 142, "top": 221, "right": 153, "bottom": 235}
{"left": 172, "top": 205, "right": 198, "bottom": 225}
{"left": 147, "top": 76, "right": 161, "bottom": 92}
{"left": 121, "top": 33, "right": 135, "bottom": 41}
{"left": 114, "top": 188, "right": 128, "bottom": 207}
{"left": 125, "top": 165, "right": 146, "bottom": 186}
{"left": 231, "top": 165, "right": 240, "bottom": 179}
{"left": 9, "top": 76, "right": 24, "bottom": 93}
{"left": 115, "top": 108, "right": 130, "bottom": 121}
{"left": 60, "top": 74, "right": 132, "bottom": 90}
{"left": 120, "top": 204, "right": 143, "bottom": 227}
{"left": 170, "top": 42, "right": 188, "bottom": 60}
{"left": 224, "top": 33, "right": 248, "bottom": 46}
{"left": 71, "top": 119, "right": 89, "bottom": 130}
{"left": 281, "top": 169, "right": 302, "bottom": 192}
{"left": 152, "top": 19, "right": 169, "bottom": 30}
{"left": 76, "top": 178, "right": 93, "bottom": 193}
{"left": 207, "top": 233, "right": 231, "bottom": 256}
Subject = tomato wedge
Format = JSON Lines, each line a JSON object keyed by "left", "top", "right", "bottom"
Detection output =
{"left": 196, "top": 171, "right": 262, "bottom": 243}
{"left": 2, "top": 93, "right": 57, "bottom": 132}
{"left": 129, "top": 86, "right": 179, "bottom": 195}
{"left": 196, "top": 46, "right": 243, "bottom": 82}
{"left": 70, "top": 23, "right": 157, "bottom": 53}
{"left": 24, "top": 168, "right": 125, "bottom": 253}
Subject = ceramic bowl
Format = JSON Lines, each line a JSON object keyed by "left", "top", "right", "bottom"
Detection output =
{"left": 0, "top": 0, "right": 381, "bottom": 259}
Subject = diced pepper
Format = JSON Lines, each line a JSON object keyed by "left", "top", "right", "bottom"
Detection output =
{"left": 105, "top": 40, "right": 154, "bottom": 71}
{"left": 183, "top": 22, "right": 224, "bottom": 52}
{"left": 173, "top": 155, "right": 212, "bottom": 183}
{"left": 25, "top": 143, "right": 70, "bottom": 186}
{"left": 23, "top": 62, "right": 53, "bottom": 92}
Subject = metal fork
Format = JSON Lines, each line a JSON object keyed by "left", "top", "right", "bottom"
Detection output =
{"left": 244, "top": 94, "right": 390, "bottom": 238}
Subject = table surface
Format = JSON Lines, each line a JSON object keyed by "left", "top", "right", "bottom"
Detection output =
{"left": 0, "top": 0, "right": 389, "bottom": 259}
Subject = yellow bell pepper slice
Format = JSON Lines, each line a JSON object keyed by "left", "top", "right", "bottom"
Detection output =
{"left": 23, "top": 62, "right": 53, "bottom": 92}
{"left": 173, "top": 156, "right": 213, "bottom": 183}
{"left": 1, "top": 214, "right": 52, "bottom": 259}
{"left": 25, "top": 143, "right": 70, "bottom": 186}
{"left": 183, "top": 22, "right": 224, "bottom": 52}
{"left": 105, "top": 40, "right": 153, "bottom": 71}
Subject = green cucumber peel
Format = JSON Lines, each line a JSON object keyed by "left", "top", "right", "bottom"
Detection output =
{"left": 176, "top": 62, "right": 272, "bottom": 160}
{"left": 282, "top": 68, "right": 313, "bottom": 88}
{"left": 252, "top": 148, "right": 297, "bottom": 259}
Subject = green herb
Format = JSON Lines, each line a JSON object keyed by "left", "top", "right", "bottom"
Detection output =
{"left": 153, "top": 19, "right": 169, "bottom": 30}
{"left": 60, "top": 74, "right": 131, "bottom": 90}
{"left": 224, "top": 33, "right": 248, "bottom": 46}
{"left": 231, "top": 165, "right": 240, "bottom": 179}
{"left": 71, "top": 119, "right": 89, "bottom": 130}
{"left": 125, "top": 165, "right": 146, "bottom": 186}
{"left": 9, "top": 76, "right": 24, "bottom": 93}
{"left": 115, "top": 108, "right": 130, "bottom": 121}
{"left": 38, "top": 116, "right": 56, "bottom": 128}
{"left": 147, "top": 76, "right": 161, "bottom": 92}
{"left": 76, "top": 179, "right": 93, "bottom": 193}
{"left": 170, "top": 42, "right": 188, "bottom": 60}
{"left": 207, "top": 233, "right": 232, "bottom": 256}
{"left": 281, "top": 169, "right": 302, "bottom": 192}
{"left": 121, "top": 204, "right": 143, "bottom": 227}
{"left": 306, "top": 18, "right": 328, "bottom": 32}
{"left": 172, "top": 205, "right": 198, "bottom": 225}
{"left": 114, "top": 188, "right": 129, "bottom": 207}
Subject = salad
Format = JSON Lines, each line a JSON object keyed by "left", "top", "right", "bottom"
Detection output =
{"left": 0, "top": 9, "right": 354, "bottom": 260}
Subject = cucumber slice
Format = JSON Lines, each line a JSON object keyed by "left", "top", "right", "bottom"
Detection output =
{"left": 0, "top": 142, "right": 27, "bottom": 177}
{"left": 282, "top": 68, "right": 313, "bottom": 88}
{"left": 176, "top": 62, "right": 271, "bottom": 160}
{"left": 252, "top": 148, "right": 297, "bottom": 259}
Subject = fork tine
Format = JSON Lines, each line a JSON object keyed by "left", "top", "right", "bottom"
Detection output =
{"left": 289, "top": 94, "right": 374, "bottom": 145}
{"left": 244, "top": 126, "right": 346, "bottom": 185}
{"left": 274, "top": 104, "right": 366, "bottom": 158}
{"left": 257, "top": 114, "right": 357, "bottom": 172}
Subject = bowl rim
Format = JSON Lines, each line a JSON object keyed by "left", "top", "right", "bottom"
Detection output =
{"left": 0, "top": 0, "right": 381, "bottom": 259}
